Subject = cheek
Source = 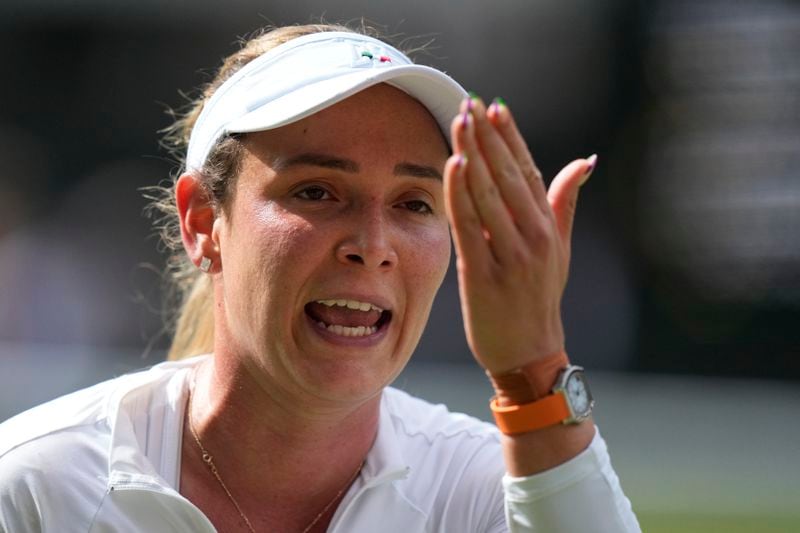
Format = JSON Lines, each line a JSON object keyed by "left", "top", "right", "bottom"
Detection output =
{"left": 406, "top": 222, "right": 451, "bottom": 293}
{"left": 224, "top": 210, "right": 320, "bottom": 316}
{"left": 249, "top": 213, "right": 323, "bottom": 294}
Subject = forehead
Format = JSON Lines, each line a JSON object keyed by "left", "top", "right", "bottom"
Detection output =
{"left": 242, "top": 84, "right": 450, "bottom": 167}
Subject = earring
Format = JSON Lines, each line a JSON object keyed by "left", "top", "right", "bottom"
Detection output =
{"left": 199, "top": 256, "right": 212, "bottom": 273}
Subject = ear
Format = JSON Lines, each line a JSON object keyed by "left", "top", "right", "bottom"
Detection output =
{"left": 176, "top": 173, "right": 220, "bottom": 273}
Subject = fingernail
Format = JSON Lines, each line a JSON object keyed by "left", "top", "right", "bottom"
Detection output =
{"left": 466, "top": 95, "right": 475, "bottom": 111}
{"left": 581, "top": 154, "right": 598, "bottom": 185}
{"left": 457, "top": 153, "right": 468, "bottom": 169}
{"left": 461, "top": 110, "right": 471, "bottom": 130}
{"left": 489, "top": 97, "right": 506, "bottom": 120}
{"left": 585, "top": 154, "right": 598, "bottom": 174}
{"left": 468, "top": 90, "right": 480, "bottom": 101}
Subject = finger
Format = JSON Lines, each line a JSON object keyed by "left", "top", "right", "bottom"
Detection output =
{"left": 443, "top": 152, "right": 490, "bottom": 268}
{"left": 486, "top": 99, "right": 549, "bottom": 214}
{"left": 465, "top": 96, "right": 547, "bottom": 238}
{"left": 547, "top": 154, "right": 597, "bottom": 246}
{"left": 451, "top": 103, "right": 521, "bottom": 264}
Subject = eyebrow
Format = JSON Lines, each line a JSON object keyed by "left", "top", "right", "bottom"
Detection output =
{"left": 272, "top": 152, "right": 442, "bottom": 181}
{"left": 272, "top": 153, "right": 358, "bottom": 173}
{"left": 393, "top": 162, "right": 442, "bottom": 181}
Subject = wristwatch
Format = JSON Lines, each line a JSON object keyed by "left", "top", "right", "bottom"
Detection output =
{"left": 490, "top": 365, "right": 594, "bottom": 435}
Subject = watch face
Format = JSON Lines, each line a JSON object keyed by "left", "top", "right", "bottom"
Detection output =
{"left": 565, "top": 371, "right": 593, "bottom": 418}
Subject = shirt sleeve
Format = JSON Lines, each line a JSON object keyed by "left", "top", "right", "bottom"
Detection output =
{"left": 502, "top": 428, "right": 641, "bottom": 532}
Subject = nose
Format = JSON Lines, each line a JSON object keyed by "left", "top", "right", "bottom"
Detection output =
{"left": 335, "top": 205, "right": 398, "bottom": 270}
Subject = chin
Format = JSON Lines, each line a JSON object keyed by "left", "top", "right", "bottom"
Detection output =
{"left": 297, "top": 353, "right": 407, "bottom": 405}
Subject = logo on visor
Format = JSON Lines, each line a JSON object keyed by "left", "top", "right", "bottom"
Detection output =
{"left": 360, "top": 50, "right": 391, "bottom": 63}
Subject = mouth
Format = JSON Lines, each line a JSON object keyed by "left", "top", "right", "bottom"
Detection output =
{"left": 304, "top": 298, "right": 392, "bottom": 337}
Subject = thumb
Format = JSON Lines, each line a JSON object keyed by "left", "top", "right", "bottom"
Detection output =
{"left": 547, "top": 154, "right": 597, "bottom": 244}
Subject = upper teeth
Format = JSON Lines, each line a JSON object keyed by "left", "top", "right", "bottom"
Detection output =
{"left": 316, "top": 299, "right": 383, "bottom": 312}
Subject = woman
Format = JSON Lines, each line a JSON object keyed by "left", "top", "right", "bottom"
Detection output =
{"left": 0, "top": 24, "right": 640, "bottom": 532}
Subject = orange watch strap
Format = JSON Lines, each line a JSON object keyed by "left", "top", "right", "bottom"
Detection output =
{"left": 487, "top": 351, "right": 570, "bottom": 405}
{"left": 490, "top": 392, "right": 571, "bottom": 435}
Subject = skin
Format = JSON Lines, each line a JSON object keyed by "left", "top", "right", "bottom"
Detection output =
{"left": 176, "top": 83, "right": 595, "bottom": 531}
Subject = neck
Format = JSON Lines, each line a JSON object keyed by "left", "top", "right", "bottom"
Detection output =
{"left": 191, "top": 354, "right": 379, "bottom": 483}
{"left": 182, "top": 356, "right": 379, "bottom": 531}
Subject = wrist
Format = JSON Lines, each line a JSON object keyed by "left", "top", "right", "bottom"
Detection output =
{"left": 486, "top": 350, "right": 570, "bottom": 406}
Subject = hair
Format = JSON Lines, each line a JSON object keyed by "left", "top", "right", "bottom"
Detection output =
{"left": 147, "top": 23, "right": 399, "bottom": 361}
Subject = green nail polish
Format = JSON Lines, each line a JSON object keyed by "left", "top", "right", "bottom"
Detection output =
{"left": 468, "top": 91, "right": 480, "bottom": 100}
{"left": 493, "top": 96, "right": 507, "bottom": 107}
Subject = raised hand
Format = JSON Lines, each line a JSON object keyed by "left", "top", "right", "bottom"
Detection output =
{"left": 443, "top": 96, "right": 596, "bottom": 375}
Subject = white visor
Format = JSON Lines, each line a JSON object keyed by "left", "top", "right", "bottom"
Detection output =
{"left": 185, "top": 31, "right": 468, "bottom": 173}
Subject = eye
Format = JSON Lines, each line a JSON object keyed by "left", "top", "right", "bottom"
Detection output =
{"left": 399, "top": 199, "right": 434, "bottom": 215}
{"left": 294, "top": 185, "right": 332, "bottom": 201}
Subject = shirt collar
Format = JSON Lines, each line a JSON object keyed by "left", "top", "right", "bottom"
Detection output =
{"left": 107, "top": 357, "right": 200, "bottom": 487}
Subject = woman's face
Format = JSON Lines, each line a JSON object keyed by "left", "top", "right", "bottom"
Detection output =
{"left": 212, "top": 84, "right": 452, "bottom": 405}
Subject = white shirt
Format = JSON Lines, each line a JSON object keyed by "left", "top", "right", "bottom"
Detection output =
{"left": 0, "top": 356, "right": 640, "bottom": 532}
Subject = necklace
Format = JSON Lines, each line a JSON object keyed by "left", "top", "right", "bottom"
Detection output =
{"left": 186, "top": 382, "right": 363, "bottom": 533}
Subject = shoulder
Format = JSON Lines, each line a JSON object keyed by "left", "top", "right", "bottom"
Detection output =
{"left": 383, "top": 386, "right": 500, "bottom": 446}
{"left": 0, "top": 357, "right": 198, "bottom": 529}
{"left": 0, "top": 384, "right": 115, "bottom": 531}
{"left": 382, "top": 387, "right": 502, "bottom": 477}
{"left": 382, "top": 387, "right": 506, "bottom": 530}
{"left": 382, "top": 386, "right": 504, "bottom": 490}
{"left": 0, "top": 421, "right": 111, "bottom": 530}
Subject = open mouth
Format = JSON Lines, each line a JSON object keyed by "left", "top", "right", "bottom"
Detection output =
{"left": 304, "top": 299, "right": 392, "bottom": 337}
